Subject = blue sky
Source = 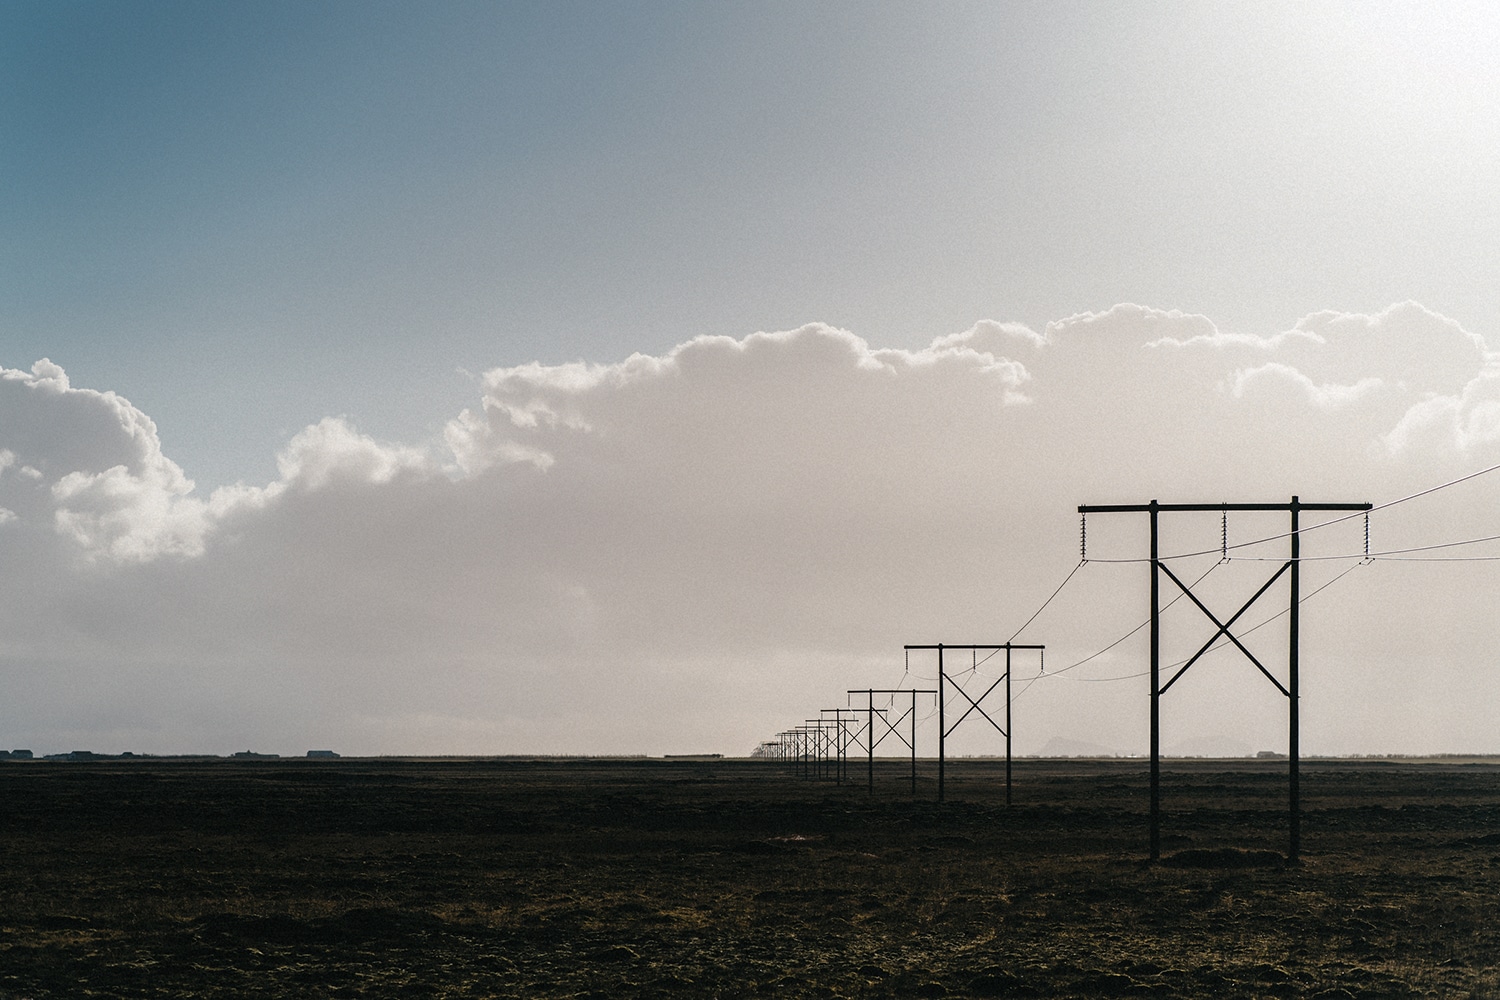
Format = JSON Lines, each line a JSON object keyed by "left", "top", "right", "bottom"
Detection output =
{"left": 4, "top": 2, "right": 1500, "bottom": 755}
{"left": 9, "top": 1, "right": 1500, "bottom": 489}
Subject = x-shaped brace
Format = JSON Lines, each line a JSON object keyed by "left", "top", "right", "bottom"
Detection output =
{"left": 1157, "top": 559, "right": 1292, "bottom": 697}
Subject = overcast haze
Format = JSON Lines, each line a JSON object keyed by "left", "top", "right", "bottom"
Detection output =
{"left": 4, "top": 2, "right": 1499, "bottom": 757}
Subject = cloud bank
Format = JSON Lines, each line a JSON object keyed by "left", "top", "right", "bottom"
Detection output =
{"left": 3, "top": 303, "right": 1498, "bottom": 756}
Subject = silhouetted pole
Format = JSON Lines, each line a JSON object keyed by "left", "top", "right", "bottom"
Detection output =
{"left": 1150, "top": 500, "right": 1160, "bottom": 861}
{"left": 849, "top": 688, "right": 935, "bottom": 796}
{"left": 846, "top": 690, "right": 881, "bottom": 793}
{"left": 1079, "top": 495, "right": 1368, "bottom": 863}
{"left": 822, "top": 709, "right": 859, "bottom": 785}
{"left": 1005, "top": 646, "right": 1013, "bottom": 806}
{"left": 910, "top": 690, "right": 918, "bottom": 795}
{"left": 937, "top": 645, "right": 946, "bottom": 802}
{"left": 806, "top": 720, "right": 826, "bottom": 779}
{"left": 907, "top": 643, "right": 1044, "bottom": 804}
{"left": 1290, "top": 497, "right": 1301, "bottom": 863}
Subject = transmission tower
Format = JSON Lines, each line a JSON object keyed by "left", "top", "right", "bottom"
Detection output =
{"left": 1078, "top": 496, "right": 1370, "bottom": 862}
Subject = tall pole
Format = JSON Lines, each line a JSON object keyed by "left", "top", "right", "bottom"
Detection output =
{"left": 1081, "top": 496, "right": 1367, "bottom": 862}
{"left": 910, "top": 690, "right": 918, "bottom": 796}
{"left": 1149, "top": 499, "right": 1161, "bottom": 862}
{"left": 937, "top": 644, "right": 946, "bottom": 803}
{"left": 843, "top": 716, "right": 851, "bottom": 783}
{"left": 1289, "top": 496, "right": 1301, "bottom": 864}
{"left": 906, "top": 644, "right": 1040, "bottom": 804}
{"left": 1005, "top": 646, "right": 1013, "bottom": 806}
{"left": 866, "top": 689, "right": 875, "bottom": 794}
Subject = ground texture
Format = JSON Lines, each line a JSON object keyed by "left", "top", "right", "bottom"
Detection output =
{"left": 0, "top": 756, "right": 1497, "bottom": 998}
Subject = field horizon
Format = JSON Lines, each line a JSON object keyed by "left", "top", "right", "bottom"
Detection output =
{"left": 1, "top": 756, "right": 1496, "bottom": 998}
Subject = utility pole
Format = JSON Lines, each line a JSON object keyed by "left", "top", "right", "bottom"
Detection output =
{"left": 1078, "top": 496, "right": 1370, "bottom": 862}
{"left": 794, "top": 725, "right": 815, "bottom": 779}
{"left": 822, "top": 708, "right": 861, "bottom": 785}
{"left": 804, "top": 720, "right": 825, "bottom": 779}
{"left": 905, "top": 643, "right": 1044, "bottom": 803}
{"left": 848, "top": 689, "right": 936, "bottom": 795}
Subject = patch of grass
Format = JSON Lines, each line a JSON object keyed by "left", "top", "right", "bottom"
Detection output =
{"left": 0, "top": 757, "right": 1498, "bottom": 997}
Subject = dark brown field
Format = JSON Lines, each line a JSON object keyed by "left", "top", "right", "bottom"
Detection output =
{"left": 0, "top": 756, "right": 1497, "bottom": 998}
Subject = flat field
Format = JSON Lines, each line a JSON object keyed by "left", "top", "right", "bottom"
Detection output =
{"left": 0, "top": 756, "right": 1498, "bottom": 998}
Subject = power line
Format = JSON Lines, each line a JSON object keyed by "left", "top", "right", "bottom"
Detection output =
{"left": 1227, "top": 531, "right": 1500, "bottom": 562}
{"left": 1375, "top": 554, "right": 1500, "bottom": 562}
{"left": 1083, "top": 459, "right": 1500, "bottom": 563}
{"left": 1008, "top": 560, "right": 1085, "bottom": 641}
{"left": 1015, "top": 561, "right": 1222, "bottom": 687}
{"left": 1064, "top": 559, "right": 1366, "bottom": 684}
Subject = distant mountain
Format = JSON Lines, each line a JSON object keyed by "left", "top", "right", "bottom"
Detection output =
{"left": 1035, "top": 737, "right": 1123, "bottom": 758}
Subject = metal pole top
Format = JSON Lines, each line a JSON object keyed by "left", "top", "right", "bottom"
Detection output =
{"left": 1080, "top": 500, "right": 1370, "bottom": 513}
{"left": 904, "top": 643, "right": 1044, "bottom": 651}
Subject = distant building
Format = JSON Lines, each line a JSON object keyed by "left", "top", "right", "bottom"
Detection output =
{"left": 1255, "top": 750, "right": 1288, "bottom": 759}
{"left": 306, "top": 750, "right": 340, "bottom": 758}
{"left": 231, "top": 751, "right": 280, "bottom": 759}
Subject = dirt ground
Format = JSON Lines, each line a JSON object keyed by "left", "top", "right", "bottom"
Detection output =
{"left": 0, "top": 755, "right": 1497, "bottom": 998}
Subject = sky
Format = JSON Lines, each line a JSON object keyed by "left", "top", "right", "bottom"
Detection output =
{"left": 3, "top": 1, "right": 1499, "bottom": 757}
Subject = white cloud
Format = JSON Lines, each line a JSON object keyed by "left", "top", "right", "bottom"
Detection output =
{"left": 2, "top": 305, "right": 1499, "bottom": 757}
{"left": 1382, "top": 368, "right": 1500, "bottom": 456}
{"left": 50, "top": 463, "right": 211, "bottom": 562}
{"left": 1226, "top": 362, "right": 1385, "bottom": 411}
{"left": 0, "top": 359, "right": 212, "bottom": 562}
{"left": 275, "top": 417, "right": 434, "bottom": 491}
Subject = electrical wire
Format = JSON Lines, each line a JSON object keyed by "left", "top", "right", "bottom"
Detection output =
{"left": 1375, "top": 554, "right": 1500, "bottom": 562}
{"left": 1018, "top": 559, "right": 1222, "bottom": 685}
{"left": 772, "top": 460, "right": 1500, "bottom": 750}
{"left": 1065, "top": 558, "right": 1366, "bottom": 683}
{"left": 1008, "top": 559, "right": 1085, "bottom": 641}
{"left": 1083, "top": 459, "right": 1500, "bottom": 563}
{"left": 1222, "top": 531, "right": 1500, "bottom": 562}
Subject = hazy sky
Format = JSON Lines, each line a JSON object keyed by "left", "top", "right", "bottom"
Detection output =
{"left": 4, "top": 1, "right": 1499, "bottom": 757}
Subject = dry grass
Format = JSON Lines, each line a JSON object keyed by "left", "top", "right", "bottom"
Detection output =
{"left": 0, "top": 756, "right": 1497, "bottom": 998}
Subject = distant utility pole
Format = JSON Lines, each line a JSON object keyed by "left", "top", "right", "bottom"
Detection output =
{"left": 905, "top": 643, "right": 1044, "bottom": 804}
{"left": 848, "top": 689, "right": 937, "bottom": 795}
{"left": 779, "top": 730, "right": 798, "bottom": 771}
{"left": 793, "top": 725, "right": 816, "bottom": 779}
{"left": 1078, "top": 497, "right": 1371, "bottom": 863}
{"left": 821, "top": 708, "right": 862, "bottom": 785}
{"left": 805, "top": 718, "right": 840, "bottom": 781}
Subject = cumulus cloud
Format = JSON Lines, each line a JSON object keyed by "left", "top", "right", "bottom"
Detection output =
{"left": 1382, "top": 368, "right": 1500, "bottom": 456}
{"left": 2, "top": 305, "right": 1498, "bottom": 757}
{"left": 0, "top": 359, "right": 214, "bottom": 561}
{"left": 275, "top": 417, "right": 434, "bottom": 492}
{"left": 1226, "top": 362, "right": 1385, "bottom": 411}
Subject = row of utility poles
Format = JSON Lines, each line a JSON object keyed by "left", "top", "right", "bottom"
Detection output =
{"left": 757, "top": 495, "right": 1371, "bottom": 864}
{"left": 761, "top": 643, "right": 1045, "bottom": 804}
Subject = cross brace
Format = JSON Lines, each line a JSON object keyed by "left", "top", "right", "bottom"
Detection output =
{"left": 904, "top": 644, "right": 1045, "bottom": 804}
{"left": 849, "top": 689, "right": 936, "bottom": 795}
{"left": 1078, "top": 496, "right": 1371, "bottom": 862}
